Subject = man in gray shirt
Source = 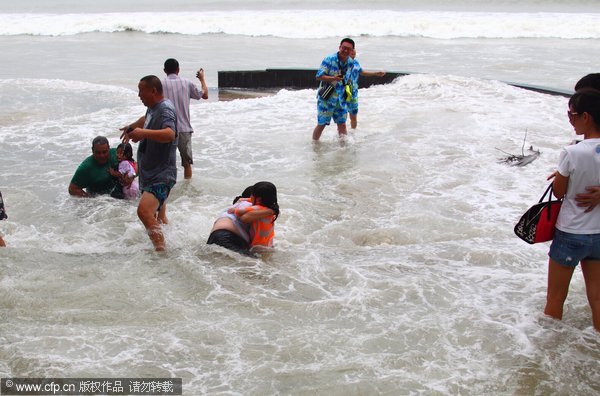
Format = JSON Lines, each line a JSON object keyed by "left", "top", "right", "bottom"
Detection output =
{"left": 122, "top": 75, "right": 178, "bottom": 251}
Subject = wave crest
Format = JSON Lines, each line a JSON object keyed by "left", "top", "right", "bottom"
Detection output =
{"left": 1, "top": 10, "right": 599, "bottom": 39}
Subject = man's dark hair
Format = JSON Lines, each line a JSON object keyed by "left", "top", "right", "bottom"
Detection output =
{"left": 340, "top": 37, "right": 355, "bottom": 49}
{"left": 164, "top": 58, "right": 179, "bottom": 75}
{"left": 575, "top": 73, "right": 600, "bottom": 92}
{"left": 140, "top": 75, "right": 163, "bottom": 95}
{"left": 92, "top": 136, "right": 109, "bottom": 148}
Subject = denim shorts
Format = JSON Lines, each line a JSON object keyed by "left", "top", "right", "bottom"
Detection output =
{"left": 548, "top": 229, "right": 600, "bottom": 268}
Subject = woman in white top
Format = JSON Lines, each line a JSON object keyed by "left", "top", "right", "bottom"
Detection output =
{"left": 545, "top": 90, "right": 600, "bottom": 331}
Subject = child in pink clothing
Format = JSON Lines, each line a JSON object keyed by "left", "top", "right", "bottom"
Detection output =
{"left": 109, "top": 143, "right": 139, "bottom": 199}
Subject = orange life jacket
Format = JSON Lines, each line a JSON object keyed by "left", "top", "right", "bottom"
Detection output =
{"left": 250, "top": 215, "right": 275, "bottom": 247}
{"left": 234, "top": 204, "right": 275, "bottom": 247}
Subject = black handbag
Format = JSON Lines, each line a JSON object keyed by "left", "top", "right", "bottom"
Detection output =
{"left": 318, "top": 84, "right": 335, "bottom": 100}
{"left": 514, "top": 183, "right": 562, "bottom": 244}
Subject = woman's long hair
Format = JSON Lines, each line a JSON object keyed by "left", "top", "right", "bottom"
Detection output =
{"left": 252, "top": 181, "right": 279, "bottom": 222}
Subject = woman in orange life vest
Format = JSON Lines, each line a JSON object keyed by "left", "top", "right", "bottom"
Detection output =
{"left": 234, "top": 181, "right": 279, "bottom": 250}
{"left": 207, "top": 181, "right": 279, "bottom": 255}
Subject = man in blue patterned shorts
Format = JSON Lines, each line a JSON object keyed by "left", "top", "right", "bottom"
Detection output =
{"left": 122, "top": 75, "right": 178, "bottom": 251}
{"left": 312, "top": 38, "right": 355, "bottom": 141}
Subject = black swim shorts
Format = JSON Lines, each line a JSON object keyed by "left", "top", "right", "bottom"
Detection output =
{"left": 207, "top": 229, "right": 251, "bottom": 255}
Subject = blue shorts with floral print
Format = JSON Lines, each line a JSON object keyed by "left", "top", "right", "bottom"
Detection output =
{"left": 317, "top": 95, "right": 347, "bottom": 125}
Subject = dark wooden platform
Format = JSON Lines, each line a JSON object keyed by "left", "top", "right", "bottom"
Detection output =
{"left": 217, "top": 68, "right": 572, "bottom": 98}
{"left": 218, "top": 69, "right": 408, "bottom": 90}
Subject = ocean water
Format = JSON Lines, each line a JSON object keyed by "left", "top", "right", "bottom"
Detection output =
{"left": 1, "top": 0, "right": 599, "bottom": 394}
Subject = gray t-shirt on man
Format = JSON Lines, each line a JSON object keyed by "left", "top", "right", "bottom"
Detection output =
{"left": 138, "top": 99, "right": 178, "bottom": 189}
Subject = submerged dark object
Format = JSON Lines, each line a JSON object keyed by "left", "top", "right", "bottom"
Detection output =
{"left": 0, "top": 191, "right": 7, "bottom": 221}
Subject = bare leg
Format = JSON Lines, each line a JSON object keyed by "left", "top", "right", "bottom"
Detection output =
{"left": 178, "top": 135, "right": 193, "bottom": 179}
{"left": 0, "top": 235, "right": 5, "bottom": 247}
{"left": 157, "top": 202, "right": 168, "bottom": 225}
{"left": 581, "top": 259, "right": 600, "bottom": 331}
{"left": 137, "top": 192, "right": 165, "bottom": 251}
{"left": 336, "top": 122, "right": 348, "bottom": 137}
{"left": 544, "top": 258, "right": 576, "bottom": 320}
{"left": 183, "top": 163, "right": 192, "bottom": 179}
{"left": 350, "top": 114, "right": 357, "bottom": 129}
{"left": 312, "top": 124, "right": 326, "bottom": 141}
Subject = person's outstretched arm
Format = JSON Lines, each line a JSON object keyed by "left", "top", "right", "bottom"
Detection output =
{"left": 235, "top": 205, "right": 275, "bottom": 222}
{"left": 126, "top": 127, "right": 175, "bottom": 143}
{"left": 360, "top": 70, "right": 386, "bottom": 77}
{"left": 120, "top": 116, "right": 145, "bottom": 138}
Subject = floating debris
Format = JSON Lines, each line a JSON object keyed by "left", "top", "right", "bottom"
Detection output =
{"left": 497, "top": 130, "right": 540, "bottom": 167}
